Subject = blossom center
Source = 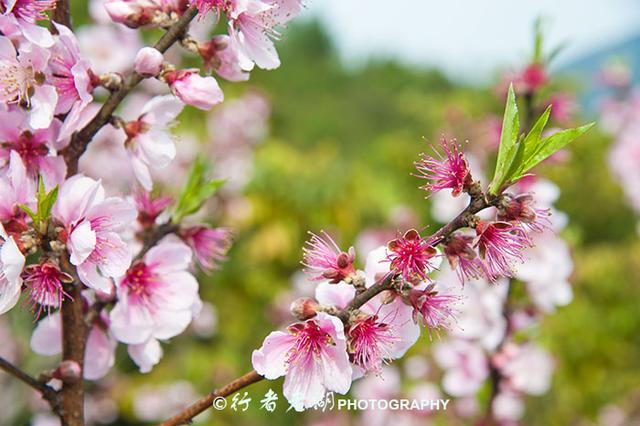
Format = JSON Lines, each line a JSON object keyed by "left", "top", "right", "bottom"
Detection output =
{"left": 286, "top": 321, "right": 334, "bottom": 365}
{"left": 0, "top": 63, "right": 41, "bottom": 106}
{"left": 122, "top": 262, "right": 158, "bottom": 303}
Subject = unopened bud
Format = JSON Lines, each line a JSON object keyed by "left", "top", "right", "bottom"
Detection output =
{"left": 55, "top": 360, "right": 82, "bottom": 383}
{"left": 135, "top": 47, "right": 164, "bottom": 77}
{"left": 290, "top": 297, "right": 319, "bottom": 320}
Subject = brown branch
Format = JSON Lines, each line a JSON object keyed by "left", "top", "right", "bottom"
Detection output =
{"left": 136, "top": 222, "right": 180, "bottom": 261}
{"left": 61, "top": 6, "right": 199, "bottom": 174}
{"left": 0, "top": 356, "right": 60, "bottom": 412}
{"left": 51, "top": 0, "right": 72, "bottom": 28}
{"left": 58, "top": 275, "right": 87, "bottom": 426}
{"left": 158, "top": 370, "right": 263, "bottom": 426}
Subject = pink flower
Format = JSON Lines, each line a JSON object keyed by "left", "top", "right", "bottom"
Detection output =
{"left": 164, "top": 69, "right": 223, "bottom": 110}
{"left": 386, "top": 229, "right": 439, "bottom": 283}
{"left": 123, "top": 95, "right": 183, "bottom": 190}
{"left": 109, "top": 240, "right": 199, "bottom": 345}
{"left": 134, "top": 46, "right": 163, "bottom": 77}
{"left": 104, "top": 0, "right": 159, "bottom": 28}
{"left": 520, "top": 63, "right": 547, "bottom": 93}
{"left": 190, "top": 0, "right": 227, "bottom": 16}
{"left": 0, "top": 0, "right": 56, "bottom": 47}
{"left": 407, "top": 284, "right": 459, "bottom": 338}
{"left": 498, "top": 193, "right": 551, "bottom": 235}
{"left": 347, "top": 314, "right": 400, "bottom": 374}
{"left": 48, "top": 24, "right": 95, "bottom": 115}
{"left": 53, "top": 175, "right": 137, "bottom": 293}
{"left": 198, "top": 35, "right": 250, "bottom": 82}
{"left": 132, "top": 189, "right": 172, "bottom": 228}
{"left": 302, "top": 231, "right": 356, "bottom": 283}
{"left": 443, "top": 234, "right": 487, "bottom": 284}
{"left": 414, "top": 139, "right": 471, "bottom": 197}
{"left": 515, "top": 231, "right": 573, "bottom": 313}
{"left": 179, "top": 225, "right": 231, "bottom": 272}
{"left": 433, "top": 339, "right": 489, "bottom": 397}
{"left": 0, "top": 108, "right": 66, "bottom": 188}
{"left": 225, "top": 0, "right": 303, "bottom": 70}
{"left": 500, "top": 343, "right": 554, "bottom": 396}
{"left": 31, "top": 311, "right": 118, "bottom": 380}
{"left": 546, "top": 92, "right": 576, "bottom": 125}
{"left": 0, "top": 223, "right": 25, "bottom": 315}
{"left": 1, "top": 0, "right": 55, "bottom": 21}
{"left": 22, "top": 262, "right": 72, "bottom": 318}
{"left": 316, "top": 256, "right": 420, "bottom": 375}
{"left": 475, "top": 220, "right": 528, "bottom": 280}
{"left": 0, "top": 36, "right": 58, "bottom": 128}
{"left": 252, "top": 312, "right": 352, "bottom": 411}
{"left": 0, "top": 151, "right": 36, "bottom": 224}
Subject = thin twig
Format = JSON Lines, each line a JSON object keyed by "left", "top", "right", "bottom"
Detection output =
{"left": 51, "top": 0, "right": 72, "bottom": 28}
{"left": 61, "top": 6, "right": 199, "bottom": 174}
{"left": 0, "top": 356, "right": 61, "bottom": 414}
{"left": 136, "top": 222, "right": 180, "bottom": 261}
{"left": 158, "top": 370, "right": 263, "bottom": 426}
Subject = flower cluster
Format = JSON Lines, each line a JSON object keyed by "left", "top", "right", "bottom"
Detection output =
{"left": 251, "top": 129, "right": 560, "bottom": 410}
{"left": 0, "top": 0, "right": 296, "bottom": 392}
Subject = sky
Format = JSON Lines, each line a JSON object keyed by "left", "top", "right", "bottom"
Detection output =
{"left": 301, "top": 0, "right": 640, "bottom": 83}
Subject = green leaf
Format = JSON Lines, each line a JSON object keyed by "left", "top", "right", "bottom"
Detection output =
{"left": 40, "top": 186, "right": 59, "bottom": 223}
{"left": 489, "top": 84, "right": 520, "bottom": 194}
{"left": 519, "top": 105, "right": 551, "bottom": 172}
{"left": 519, "top": 122, "right": 595, "bottom": 173}
{"left": 533, "top": 17, "right": 544, "bottom": 63}
{"left": 18, "top": 204, "right": 38, "bottom": 224}
{"left": 172, "top": 158, "right": 225, "bottom": 222}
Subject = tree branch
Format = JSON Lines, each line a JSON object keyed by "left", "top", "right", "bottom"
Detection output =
{"left": 61, "top": 6, "right": 199, "bottom": 174}
{"left": 158, "top": 370, "right": 263, "bottom": 426}
{"left": 51, "top": 0, "right": 72, "bottom": 28}
{"left": 0, "top": 356, "right": 60, "bottom": 414}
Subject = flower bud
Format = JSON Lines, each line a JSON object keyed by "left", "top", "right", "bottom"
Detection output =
{"left": 55, "top": 360, "right": 82, "bottom": 383}
{"left": 164, "top": 70, "right": 224, "bottom": 110}
{"left": 290, "top": 297, "right": 319, "bottom": 320}
{"left": 104, "top": 0, "right": 154, "bottom": 28}
{"left": 135, "top": 47, "right": 164, "bottom": 77}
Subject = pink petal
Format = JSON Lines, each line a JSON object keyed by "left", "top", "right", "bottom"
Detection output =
{"left": 144, "top": 242, "right": 192, "bottom": 274}
{"left": 68, "top": 220, "right": 96, "bottom": 266}
{"left": 128, "top": 338, "right": 162, "bottom": 374}
{"left": 110, "top": 300, "right": 154, "bottom": 345}
{"left": 315, "top": 281, "right": 355, "bottom": 309}
{"left": 30, "top": 313, "right": 62, "bottom": 356}
{"left": 84, "top": 326, "right": 117, "bottom": 380}
{"left": 252, "top": 331, "right": 294, "bottom": 380}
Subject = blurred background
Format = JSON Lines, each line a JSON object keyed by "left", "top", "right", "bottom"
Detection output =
{"left": 2, "top": 1, "right": 640, "bottom": 425}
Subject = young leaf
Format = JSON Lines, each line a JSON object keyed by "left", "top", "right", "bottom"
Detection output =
{"left": 172, "top": 158, "right": 225, "bottom": 222}
{"left": 489, "top": 84, "right": 520, "bottom": 194}
{"left": 519, "top": 105, "right": 551, "bottom": 172}
{"left": 18, "top": 204, "right": 38, "bottom": 224}
{"left": 519, "top": 122, "right": 595, "bottom": 173}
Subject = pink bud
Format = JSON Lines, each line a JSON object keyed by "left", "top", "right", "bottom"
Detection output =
{"left": 104, "top": 0, "right": 154, "bottom": 28}
{"left": 135, "top": 47, "right": 164, "bottom": 77}
{"left": 55, "top": 360, "right": 82, "bottom": 383}
{"left": 290, "top": 297, "right": 319, "bottom": 320}
{"left": 165, "top": 70, "right": 224, "bottom": 110}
